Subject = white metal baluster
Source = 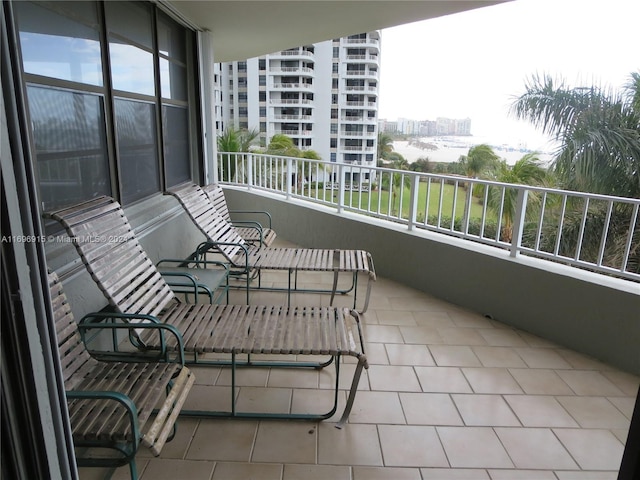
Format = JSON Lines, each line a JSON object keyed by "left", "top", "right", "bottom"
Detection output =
{"left": 510, "top": 188, "right": 528, "bottom": 258}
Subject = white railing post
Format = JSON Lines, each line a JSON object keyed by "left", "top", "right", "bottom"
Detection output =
{"left": 286, "top": 157, "right": 293, "bottom": 200}
{"left": 408, "top": 175, "right": 420, "bottom": 231}
{"left": 337, "top": 164, "right": 345, "bottom": 213}
{"left": 246, "top": 153, "right": 253, "bottom": 189}
{"left": 510, "top": 188, "right": 528, "bottom": 258}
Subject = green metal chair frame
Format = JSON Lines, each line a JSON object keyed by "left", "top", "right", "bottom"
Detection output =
{"left": 45, "top": 196, "right": 368, "bottom": 427}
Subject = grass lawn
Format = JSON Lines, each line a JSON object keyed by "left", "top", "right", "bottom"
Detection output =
{"left": 308, "top": 181, "right": 495, "bottom": 222}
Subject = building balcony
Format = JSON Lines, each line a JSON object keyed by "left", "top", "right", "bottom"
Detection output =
{"left": 83, "top": 178, "right": 639, "bottom": 478}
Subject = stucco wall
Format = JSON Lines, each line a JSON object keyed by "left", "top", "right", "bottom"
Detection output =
{"left": 224, "top": 187, "right": 640, "bottom": 375}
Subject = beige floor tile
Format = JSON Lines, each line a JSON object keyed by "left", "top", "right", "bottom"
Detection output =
{"left": 290, "top": 388, "right": 345, "bottom": 421}
{"left": 385, "top": 344, "right": 435, "bottom": 366}
{"left": 399, "top": 326, "right": 444, "bottom": 345}
{"left": 452, "top": 394, "right": 521, "bottom": 426}
{"left": 436, "top": 427, "right": 513, "bottom": 468}
{"left": 378, "top": 425, "right": 449, "bottom": 467}
{"left": 607, "top": 396, "right": 637, "bottom": 418}
{"left": 437, "top": 327, "right": 488, "bottom": 346}
{"left": 462, "top": 368, "right": 523, "bottom": 394}
{"left": 508, "top": 368, "right": 574, "bottom": 395}
{"left": 363, "top": 325, "right": 405, "bottom": 343}
{"left": 266, "top": 368, "right": 319, "bottom": 389}
{"left": 388, "top": 296, "right": 448, "bottom": 311}
{"left": 430, "top": 346, "right": 482, "bottom": 367}
{"left": 318, "top": 362, "right": 370, "bottom": 391}
{"left": 234, "top": 386, "right": 292, "bottom": 414}
{"left": 317, "top": 423, "right": 383, "bottom": 466}
{"left": 601, "top": 370, "right": 640, "bottom": 396}
{"left": 252, "top": 422, "right": 317, "bottom": 464}
{"left": 471, "top": 346, "right": 528, "bottom": 368}
{"left": 414, "top": 366, "right": 473, "bottom": 393}
{"left": 556, "top": 396, "right": 630, "bottom": 429}
{"left": 412, "top": 311, "right": 457, "bottom": 328}
{"left": 189, "top": 366, "right": 222, "bottom": 385}
{"left": 216, "top": 367, "right": 269, "bottom": 387}
{"left": 556, "top": 370, "right": 626, "bottom": 396}
{"left": 488, "top": 469, "right": 557, "bottom": 479}
{"left": 504, "top": 395, "right": 578, "bottom": 428}
{"left": 375, "top": 309, "right": 417, "bottom": 326}
{"left": 354, "top": 466, "right": 422, "bottom": 479}
{"left": 364, "top": 342, "right": 390, "bottom": 365}
{"left": 283, "top": 464, "right": 350, "bottom": 480}
{"left": 517, "top": 332, "right": 559, "bottom": 348}
{"left": 477, "top": 329, "right": 528, "bottom": 347}
{"left": 553, "top": 428, "right": 625, "bottom": 470}
{"left": 367, "top": 365, "right": 421, "bottom": 392}
{"left": 447, "top": 311, "right": 496, "bottom": 329}
{"left": 513, "top": 348, "right": 574, "bottom": 369}
{"left": 138, "top": 417, "right": 199, "bottom": 459}
{"left": 611, "top": 428, "right": 630, "bottom": 444}
{"left": 399, "top": 393, "right": 463, "bottom": 426}
{"left": 186, "top": 419, "right": 257, "bottom": 462}
{"left": 348, "top": 391, "right": 406, "bottom": 424}
{"left": 421, "top": 468, "right": 490, "bottom": 479}
{"left": 556, "top": 350, "right": 614, "bottom": 371}
{"left": 182, "top": 384, "right": 237, "bottom": 412}
{"left": 211, "top": 462, "right": 283, "bottom": 480}
{"left": 554, "top": 472, "right": 618, "bottom": 480}
{"left": 494, "top": 428, "right": 577, "bottom": 469}
{"left": 140, "top": 459, "right": 215, "bottom": 480}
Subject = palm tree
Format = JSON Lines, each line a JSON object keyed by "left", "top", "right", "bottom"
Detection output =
{"left": 459, "top": 144, "right": 500, "bottom": 179}
{"left": 486, "top": 153, "right": 548, "bottom": 241}
{"left": 217, "top": 127, "right": 260, "bottom": 181}
{"left": 511, "top": 73, "right": 640, "bottom": 272}
{"left": 264, "top": 134, "right": 322, "bottom": 190}
{"left": 377, "top": 132, "right": 394, "bottom": 163}
{"left": 511, "top": 73, "right": 640, "bottom": 198}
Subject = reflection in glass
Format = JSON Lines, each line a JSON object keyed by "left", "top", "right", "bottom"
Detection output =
{"left": 163, "top": 105, "right": 190, "bottom": 186}
{"left": 114, "top": 99, "right": 160, "bottom": 203}
{"left": 160, "top": 59, "right": 187, "bottom": 101}
{"left": 158, "top": 13, "right": 186, "bottom": 62}
{"left": 27, "top": 86, "right": 110, "bottom": 210}
{"left": 16, "top": 2, "right": 103, "bottom": 86}
{"left": 109, "top": 40, "right": 155, "bottom": 96}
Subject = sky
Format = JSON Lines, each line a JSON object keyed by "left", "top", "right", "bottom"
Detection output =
{"left": 378, "top": 0, "right": 639, "bottom": 152}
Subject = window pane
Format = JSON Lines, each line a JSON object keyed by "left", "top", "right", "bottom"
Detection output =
{"left": 27, "top": 86, "right": 110, "bottom": 210}
{"left": 114, "top": 99, "right": 160, "bottom": 203}
{"left": 16, "top": 2, "right": 103, "bottom": 86}
{"left": 163, "top": 105, "right": 190, "bottom": 187}
{"left": 160, "top": 58, "right": 187, "bottom": 101}
{"left": 105, "top": 1, "right": 153, "bottom": 50}
{"left": 109, "top": 39, "right": 155, "bottom": 96}
{"left": 157, "top": 13, "right": 186, "bottom": 62}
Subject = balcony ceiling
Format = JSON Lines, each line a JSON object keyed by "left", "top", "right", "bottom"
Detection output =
{"left": 163, "top": 1, "right": 507, "bottom": 62}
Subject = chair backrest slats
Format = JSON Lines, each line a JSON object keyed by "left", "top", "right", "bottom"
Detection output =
{"left": 203, "top": 184, "right": 232, "bottom": 222}
{"left": 45, "top": 197, "right": 175, "bottom": 317}
{"left": 49, "top": 272, "right": 99, "bottom": 390}
{"left": 168, "top": 185, "right": 247, "bottom": 262}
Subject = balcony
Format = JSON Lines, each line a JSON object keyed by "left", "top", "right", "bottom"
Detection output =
{"left": 79, "top": 241, "right": 638, "bottom": 479}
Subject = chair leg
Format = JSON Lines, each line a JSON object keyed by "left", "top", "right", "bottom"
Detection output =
{"left": 335, "top": 357, "right": 367, "bottom": 429}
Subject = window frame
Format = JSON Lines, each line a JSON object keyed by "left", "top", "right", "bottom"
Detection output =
{"left": 15, "top": 0, "right": 201, "bottom": 216}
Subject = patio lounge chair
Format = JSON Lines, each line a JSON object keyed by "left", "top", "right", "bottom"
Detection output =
{"left": 45, "top": 196, "right": 369, "bottom": 427}
{"left": 203, "top": 183, "right": 277, "bottom": 246}
{"left": 169, "top": 183, "right": 376, "bottom": 312}
{"left": 49, "top": 270, "right": 195, "bottom": 479}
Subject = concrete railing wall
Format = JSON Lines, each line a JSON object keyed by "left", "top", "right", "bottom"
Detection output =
{"left": 225, "top": 187, "right": 640, "bottom": 375}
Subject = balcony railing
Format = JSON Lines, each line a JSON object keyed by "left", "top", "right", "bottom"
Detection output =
{"left": 216, "top": 153, "right": 640, "bottom": 282}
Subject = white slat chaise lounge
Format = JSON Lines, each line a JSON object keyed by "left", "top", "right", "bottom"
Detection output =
{"left": 203, "top": 183, "right": 277, "bottom": 246}
{"left": 45, "top": 196, "right": 368, "bottom": 427}
{"left": 50, "top": 270, "right": 195, "bottom": 479}
{"left": 169, "top": 183, "right": 376, "bottom": 312}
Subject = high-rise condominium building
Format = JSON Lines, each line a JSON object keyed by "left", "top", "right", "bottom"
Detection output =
{"left": 216, "top": 32, "right": 380, "bottom": 183}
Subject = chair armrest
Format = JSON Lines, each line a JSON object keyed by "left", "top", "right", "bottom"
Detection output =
{"left": 79, "top": 312, "right": 186, "bottom": 365}
{"left": 66, "top": 390, "right": 141, "bottom": 451}
{"left": 228, "top": 210, "right": 273, "bottom": 229}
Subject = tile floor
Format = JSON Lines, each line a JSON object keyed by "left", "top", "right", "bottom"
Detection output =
{"left": 79, "top": 240, "right": 638, "bottom": 480}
